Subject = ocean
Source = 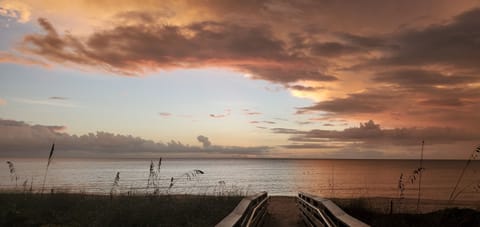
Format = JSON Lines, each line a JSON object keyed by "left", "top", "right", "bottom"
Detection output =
{"left": 1, "top": 158, "right": 479, "bottom": 201}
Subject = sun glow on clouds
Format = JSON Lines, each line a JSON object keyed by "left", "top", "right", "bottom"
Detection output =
{"left": 2, "top": 0, "right": 480, "bottom": 158}
{"left": 0, "top": 0, "right": 31, "bottom": 23}
{"left": 286, "top": 81, "right": 330, "bottom": 102}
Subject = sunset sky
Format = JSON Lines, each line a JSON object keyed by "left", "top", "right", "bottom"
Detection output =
{"left": 1, "top": 0, "right": 479, "bottom": 159}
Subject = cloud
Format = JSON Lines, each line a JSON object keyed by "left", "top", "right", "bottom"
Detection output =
{"left": 286, "top": 85, "right": 321, "bottom": 92}
{"left": 0, "top": 98, "right": 6, "bottom": 106}
{"left": 0, "top": 0, "right": 31, "bottom": 23}
{"left": 14, "top": 97, "right": 79, "bottom": 108}
{"left": 309, "top": 42, "right": 363, "bottom": 57}
{"left": 298, "top": 83, "right": 480, "bottom": 129}
{"left": 158, "top": 112, "right": 171, "bottom": 117}
{"left": 250, "top": 120, "right": 275, "bottom": 125}
{"left": 0, "top": 119, "right": 269, "bottom": 158}
{"left": 247, "top": 112, "right": 261, "bottom": 115}
{"left": 209, "top": 109, "right": 231, "bottom": 118}
{"left": 373, "top": 69, "right": 478, "bottom": 88}
{"left": 275, "top": 120, "right": 480, "bottom": 146}
{"left": 209, "top": 114, "right": 226, "bottom": 118}
{"left": 48, "top": 96, "right": 68, "bottom": 100}
{"left": 296, "top": 121, "right": 313, "bottom": 125}
{"left": 271, "top": 128, "right": 302, "bottom": 134}
{"left": 6, "top": 1, "right": 480, "bottom": 144}
{"left": 299, "top": 89, "right": 398, "bottom": 114}
{"left": 0, "top": 51, "right": 49, "bottom": 67}
{"left": 371, "top": 8, "right": 480, "bottom": 72}
{"left": 242, "top": 109, "right": 261, "bottom": 115}
{"left": 280, "top": 143, "right": 339, "bottom": 149}
{"left": 17, "top": 17, "right": 342, "bottom": 84}
{"left": 196, "top": 135, "right": 211, "bottom": 147}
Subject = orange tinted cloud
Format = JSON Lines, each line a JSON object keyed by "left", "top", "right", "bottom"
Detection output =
{"left": 8, "top": 1, "right": 480, "bottom": 141}
{"left": 0, "top": 51, "right": 49, "bottom": 67}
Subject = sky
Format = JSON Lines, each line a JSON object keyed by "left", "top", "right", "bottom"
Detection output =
{"left": 0, "top": 0, "right": 479, "bottom": 159}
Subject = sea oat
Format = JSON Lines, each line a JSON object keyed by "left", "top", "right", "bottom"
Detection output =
{"left": 449, "top": 145, "right": 480, "bottom": 201}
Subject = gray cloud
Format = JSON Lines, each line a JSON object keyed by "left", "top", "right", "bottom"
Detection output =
{"left": 0, "top": 119, "right": 269, "bottom": 158}
{"left": 275, "top": 120, "right": 480, "bottom": 146}
{"left": 299, "top": 90, "right": 398, "bottom": 114}
{"left": 373, "top": 69, "right": 478, "bottom": 88}
{"left": 280, "top": 143, "right": 339, "bottom": 149}
{"left": 196, "top": 135, "right": 211, "bottom": 147}
{"left": 48, "top": 96, "right": 68, "bottom": 100}
{"left": 6, "top": 2, "right": 480, "bottom": 140}
{"left": 286, "top": 85, "right": 322, "bottom": 92}
{"left": 242, "top": 109, "right": 262, "bottom": 115}
{"left": 310, "top": 42, "right": 362, "bottom": 57}
{"left": 374, "top": 8, "right": 480, "bottom": 71}
{"left": 17, "top": 17, "right": 343, "bottom": 83}
{"left": 158, "top": 112, "right": 171, "bottom": 117}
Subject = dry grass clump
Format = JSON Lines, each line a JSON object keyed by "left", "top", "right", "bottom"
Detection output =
{"left": 5, "top": 161, "right": 17, "bottom": 187}
{"left": 334, "top": 198, "right": 480, "bottom": 227}
{"left": 0, "top": 192, "right": 242, "bottom": 227}
{"left": 110, "top": 172, "right": 120, "bottom": 195}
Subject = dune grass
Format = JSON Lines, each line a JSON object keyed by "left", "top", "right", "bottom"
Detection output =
{"left": 333, "top": 197, "right": 480, "bottom": 227}
{"left": 0, "top": 192, "right": 242, "bottom": 227}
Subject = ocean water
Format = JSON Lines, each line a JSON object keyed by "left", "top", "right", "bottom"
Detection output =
{"left": 1, "top": 158, "right": 479, "bottom": 201}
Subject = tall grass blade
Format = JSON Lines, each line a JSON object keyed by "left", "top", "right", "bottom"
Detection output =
{"left": 416, "top": 140, "right": 424, "bottom": 212}
{"left": 449, "top": 144, "right": 480, "bottom": 201}
{"left": 42, "top": 142, "right": 55, "bottom": 193}
{"left": 47, "top": 143, "right": 55, "bottom": 167}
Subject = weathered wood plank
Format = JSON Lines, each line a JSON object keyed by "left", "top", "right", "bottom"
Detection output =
{"left": 297, "top": 192, "right": 370, "bottom": 227}
{"left": 216, "top": 192, "right": 268, "bottom": 227}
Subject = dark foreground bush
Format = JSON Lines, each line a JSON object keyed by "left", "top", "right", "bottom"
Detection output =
{"left": 0, "top": 193, "right": 242, "bottom": 227}
{"left": 335, "top": 198, "right": 480, "bottom": 227}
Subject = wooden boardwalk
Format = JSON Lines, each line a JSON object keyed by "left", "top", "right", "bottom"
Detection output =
{"left": 263, "top": 196, "right": 304, "bottom": 227}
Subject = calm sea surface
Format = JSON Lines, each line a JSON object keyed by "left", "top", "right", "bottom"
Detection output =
{"left": 1, "top": 158, "right": 479, "bottom": 201}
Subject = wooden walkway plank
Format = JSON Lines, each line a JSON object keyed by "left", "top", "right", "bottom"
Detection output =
{"left": 263, "top": 196, "right": 304, "bottom": 227}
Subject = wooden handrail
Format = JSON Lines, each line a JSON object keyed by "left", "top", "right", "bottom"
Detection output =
{"left": 297, "top": 192, "right": 370, "bottom": 227}
{"left": 216, "top": 192, "right": 269, "bottom": 227}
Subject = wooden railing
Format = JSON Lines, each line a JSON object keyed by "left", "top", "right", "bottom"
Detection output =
{"left": 297, "top": 192, "right": 370, "bottom": 227}
{"left": 216, "top": 192, "right": 269, "bottom": 227}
